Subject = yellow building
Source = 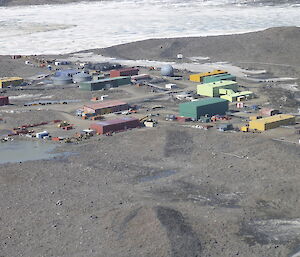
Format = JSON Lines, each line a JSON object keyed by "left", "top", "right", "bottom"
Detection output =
{"left": 190, "top": 70, "right": 227, "bottom": 82}
{"left": 0, "top": 77, "right": 24, "bottom": 88}
{"left": 249, "top": 114, "right": 295, "bottom": 131}
{"left": 220, "top": 91, "right": 254, "bottom": 102}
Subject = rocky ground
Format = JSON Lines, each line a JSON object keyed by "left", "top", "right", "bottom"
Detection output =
{"left": 0, "top": 27, "right": 300, "bottom": 257}
{"left": 1, "top": 124, "right": 300, "bottom": 257}
{"left": 98, "top": 27, "right": 300, "bottom": 77}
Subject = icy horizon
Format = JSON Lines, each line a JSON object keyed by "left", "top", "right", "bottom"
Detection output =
{"left": 0, "top": 0, "right": 299, "bottom": 55}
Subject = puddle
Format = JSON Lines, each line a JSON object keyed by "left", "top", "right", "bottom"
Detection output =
{"left": 139, "top": 170, "right": 177, "bottom": 182}
{"left": 0, "top": 141, "right": 72, "bottom": 164}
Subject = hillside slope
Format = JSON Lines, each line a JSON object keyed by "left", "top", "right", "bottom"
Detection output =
{"left": 99, "top": 27, "right": 300, "bottom": 67}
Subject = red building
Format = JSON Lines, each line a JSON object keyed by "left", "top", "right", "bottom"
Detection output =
{"left": 90, "top": 117, "right": 140, "bottom": 134}
{"left": 110, "top": 68, "right": 139, "bottom": 78}
{"left": 83, "top": 100, "right": 128, "bottom": 115}
{"left": 0, "top": 96, "right": 9, "bottom": 106}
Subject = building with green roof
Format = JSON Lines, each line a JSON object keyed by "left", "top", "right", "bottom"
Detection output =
{"left": 179, "top": 98, "right": 229, "bottom": 119}
{"left": 202, "top": 73, "right": 236, "bottom": 84}
{"left": 79, "top": 76, "right": 131, "bottom": 91}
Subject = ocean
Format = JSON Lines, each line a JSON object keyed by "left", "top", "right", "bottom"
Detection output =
{"left": 0, "top": 0, "right": 299, "bottom": 55}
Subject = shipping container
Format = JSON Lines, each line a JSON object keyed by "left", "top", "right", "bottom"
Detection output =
{"left": 0, "top": 96, "right": 9, "bottom": 106}
{"left": 179, "top": 98, "right": 229, "bottom": 120}
{"left": 110, "top": 68, "right": 139, "bottom": 78}
{"left": 90, "top": 117, "right": 140, "bottom": 134}
{"left": 83, "top": 100, "right": 129, "bottom": 115}
{"left": 36, "top": 131, "right": 49, "bottom": 139}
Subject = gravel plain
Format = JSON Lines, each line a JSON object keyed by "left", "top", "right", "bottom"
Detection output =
{"left": 0, "top": 27, "right": 300, "bottom": 257}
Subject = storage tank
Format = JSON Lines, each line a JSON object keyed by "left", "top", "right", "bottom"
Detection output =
{"left": 160, "top": 65, "right": 174, "bottom": 76}
{"left": 52, "top": 75, "right": 73, "bottom": 85}
{"left": 73, "top": 72, "right": 92, "bottom": 83}
{"left": 55, "top": 69, "right": 78, "bottom": 77}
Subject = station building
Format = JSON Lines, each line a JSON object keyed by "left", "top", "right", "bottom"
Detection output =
{"left": 220, "top": 91, "right": 254, "bottom": 102}
{"left": 83, "top": 100, "right": 129, "bottom": 115}
{"left": 190, "top": 70, "right": 227, "bottom": 82}
{"left": 0, "top": 77, "right": 23, "bottom": 88}
{"left": 197, "top": 80, "right": 254, "bottom": 102}
{"left": 197, "top": 80, "right": 238, "bottom": 97}
{"left": 79, "top": 77, "right": 131, "bottom": 91}
{"left": 91, "top": 117, "right": 140, "bottom": 134}
{"left": 202, "top": 73, "right": 236, "bottom": 83}
{"left": 179, "top": 97, "right": 229, "bottom": 120}
{"left": 249, "top": 114, "right": 295, "bottom": 131}
{"left": 110, "top": 68, "right": 139, "bottom": 78}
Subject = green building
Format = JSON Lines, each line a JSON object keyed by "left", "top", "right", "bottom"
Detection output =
{"left": 197, "top": 80, "right": 238, "bottom": 97}
{"left": 179, "top": 98, "right": 229, "bottom": 119}
{"left": 202, "top": 74, "right": 236, "bottom": 84}
{"left": 79, "top": 76, "right": 131, "bottom": 91}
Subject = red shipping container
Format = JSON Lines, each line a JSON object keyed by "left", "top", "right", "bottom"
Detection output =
{"left": 91, "top": 117, "right": 140, "bottom": 134}
{"left": 110, "top": 68, "right": 139, "bottom": 78}
{"left": 176, "top": 116, "right": 191, "bottom": 122}
{"left": 0, "top": 96, "right": 9, "bottom": 106}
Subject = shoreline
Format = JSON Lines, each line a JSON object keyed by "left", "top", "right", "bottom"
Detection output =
{"left": 0, "top": 26, "right": 298, "bottom": 58}
{"left": 1, "top": 0, "right": 299, "bottom": 7}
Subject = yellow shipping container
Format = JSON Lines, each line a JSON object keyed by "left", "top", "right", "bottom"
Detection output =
{"left": 249, "top": 114, "right": 295, "bottom": 131}
{"left": 190, "top": 70, "right": 227, "bottom": 82}
{"left": 0, "top": 77, "right": 23, "bottom": 88}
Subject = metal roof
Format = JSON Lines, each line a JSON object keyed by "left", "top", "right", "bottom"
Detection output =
{"left": 0, "top": 77, "right": 23, "bottom": 82}
{"left": 111, "top": 68, "right": 139, "bottom": 72}
{"left": 84, "top": 100, "right": 127, "bottom": 110}
{"left": 206, "top": 74, "right": 235, "bottom": 78}
{"left": 192, "top": 70, "right": 227, "bottom": 77}
{"left": 52, "top": 75, "right": 73, "bottom": 81}
{"left": 250, "top": 114, "right": 295, "bottom": 124}
{"left": 84, "top": 76, "right": 130, "bottom": 84}
{"left": 180, "top": 97, "right": 228, "bottom": 108}
{"left": 93, "top": 117, "right": 138, "bottom": 126}
{"left": 201, "top": 80, "right": 237, "bottom": 88}
{"left": 54, "top": 69, "right": 78, "bottom": 77}
{"left": 73, "top": 72, "right": 91, "bottom": 78}
{"left": 228, "top": 91, "right": 253, "bottom": 97}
